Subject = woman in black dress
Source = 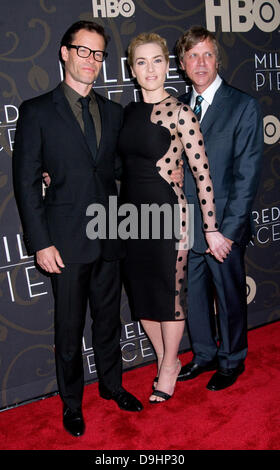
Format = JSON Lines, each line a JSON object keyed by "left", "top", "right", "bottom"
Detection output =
{"left": 119, "top": 33, "right": 230, "bottom": 403}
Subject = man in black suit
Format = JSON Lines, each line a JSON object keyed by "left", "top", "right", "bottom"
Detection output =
{"left": 13, "top": 21, "right": 142, "bottom": 437}
{"left": 176, "top": 26, "right": 263, "bottom": 390}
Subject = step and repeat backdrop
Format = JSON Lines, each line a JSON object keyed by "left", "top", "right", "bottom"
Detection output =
{"left": 0, "top": 0, "right": 279, "bottom": 409}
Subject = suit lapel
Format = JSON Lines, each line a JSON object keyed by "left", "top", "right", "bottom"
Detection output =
{"left": 52, "top": 85, "right": 116, "bottom": 166}
{"left": 200, "top": 81, "right": 229, "bottom": 135}
{"left": 52, "top": 84, "right": 92, "bottom": 160}
{"left": 94, "top": 92, "right": 107, "bottom": 164}
{"left": 180, "top": 81, "right": 230, "bottom": 135}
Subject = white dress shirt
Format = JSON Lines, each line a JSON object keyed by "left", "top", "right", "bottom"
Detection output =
{"left": 190, "top": 74, "right": 222, "bottom": 122}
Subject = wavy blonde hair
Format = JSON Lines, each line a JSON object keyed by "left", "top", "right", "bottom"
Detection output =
{"left": 127, "top": 32, "right": 169, "bottom": 67}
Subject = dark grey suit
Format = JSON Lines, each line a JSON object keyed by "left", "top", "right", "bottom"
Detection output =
{"left": 180, "top": 80, "right": 263, "bottom": 368}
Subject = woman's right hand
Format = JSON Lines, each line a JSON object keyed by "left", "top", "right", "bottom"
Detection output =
{"left": 205, "top": 231, "right": 232, "bottom": 263}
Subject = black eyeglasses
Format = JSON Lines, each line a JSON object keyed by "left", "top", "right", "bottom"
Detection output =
{"left": 67, "top": 44, "right": 108, "bottom": 62}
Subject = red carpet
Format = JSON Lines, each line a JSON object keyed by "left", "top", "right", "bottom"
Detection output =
{"left": 1, "top": 322, "right": 280, "bottom": 451}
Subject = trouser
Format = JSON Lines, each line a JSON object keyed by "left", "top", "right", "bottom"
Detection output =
{"left": 187, "top": 243, "right": 248, "bottom": 369}
{"left": 51, "top": 258, "right": 122, "bottom": 410}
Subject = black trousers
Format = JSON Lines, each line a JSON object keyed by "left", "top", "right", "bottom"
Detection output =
{"left": 51, "top": 258, "right": 122, "bottom": 410}
{"left": 187, "top": 242, "right": 248, "bottom": 369}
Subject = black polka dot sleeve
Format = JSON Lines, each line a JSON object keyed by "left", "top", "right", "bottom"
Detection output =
{"left": 177, "top": 104, "right": 218, "bottom": 232}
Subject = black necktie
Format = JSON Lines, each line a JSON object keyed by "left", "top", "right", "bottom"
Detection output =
{"left": 193, "top": 95, "right": 203, "bottom": 121}
{"left": 79, "top": 96, "right": 97, "bottom": 160}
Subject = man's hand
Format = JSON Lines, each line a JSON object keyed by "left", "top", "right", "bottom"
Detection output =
{"left": 205, "top": 232, "right": 233, "bottom": 263}
{"left": 36, "top": 246, "right": 65, "bottom": 273}
{"left": 170, "top": 159, "right": 184, "bottom": 187}
{"left": 224, "top": 237, "right": 234, "bottom": 247}
{"left": 42, "top": 172, "right": 51, "bottom": 187}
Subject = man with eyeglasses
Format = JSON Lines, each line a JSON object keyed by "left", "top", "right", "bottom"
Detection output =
{"left": 13, "top": 20, "right": 143, "bottom": 438}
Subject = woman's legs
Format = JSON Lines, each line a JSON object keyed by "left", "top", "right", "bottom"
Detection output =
{"left": 141, "top": 319, "right": 185, "bottom": 402}
{"left": 141, "top": 319, "right": 164, "bottom": 377}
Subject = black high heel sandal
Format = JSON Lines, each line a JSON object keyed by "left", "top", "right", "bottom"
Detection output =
{"left": 152, "top": 376, "right": 158, "bottom": 391}
{"left": 149, "top": 359, "right": 181, "bottom": 403}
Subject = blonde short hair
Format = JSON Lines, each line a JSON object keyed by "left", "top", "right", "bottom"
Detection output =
{"left": 127, "top": 32, "right": 169, "bottom": 67}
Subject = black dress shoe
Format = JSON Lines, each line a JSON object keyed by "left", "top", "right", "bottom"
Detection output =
{"left": 63, "top": 407, "right": 85, "bottom": 437}
{"left": 100, "top": 387, "right": 143, "bottom": 412}
{"left": 206, "top": 363, "right": 245, "bottom": 391}
{"left": 177, "top": 359, "right": 218, "bottom": 381}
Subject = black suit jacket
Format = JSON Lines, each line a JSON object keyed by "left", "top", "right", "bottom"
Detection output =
{"left": 180, "top": 80, "right": 263, "bottom": 253}
{"left": 13, "top": 84, "right": 125, "bottom": 263}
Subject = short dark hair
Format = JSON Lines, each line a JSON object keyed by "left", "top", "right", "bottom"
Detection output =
{"left": 176, "top": 25, "right": 221, "bottom": 66}
{"left": 59, "top": 20, "right": 110, "bottom": 64}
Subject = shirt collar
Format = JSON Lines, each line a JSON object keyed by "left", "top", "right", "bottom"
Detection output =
{"left": 62, "top": 81, "right": 96, "bottom": 106}
{"left": 192, "top": 74, "right": 222, "bottom": 105}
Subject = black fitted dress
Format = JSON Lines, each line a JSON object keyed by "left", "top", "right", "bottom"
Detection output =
{"left": 118, "top": 95, "right": 218, "bottom": 321}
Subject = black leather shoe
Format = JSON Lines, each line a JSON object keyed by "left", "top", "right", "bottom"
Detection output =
{"left": 100, "top": 387, "right": 143, "bottom": 412}
{"left": 206, "top": 363, "right": 245, "bottom": 391}
{"left": 63, "top": 407, "right": 85, "bottom": 437}
{"left": 177, "top": 359, "right": 218, "bottom": 381}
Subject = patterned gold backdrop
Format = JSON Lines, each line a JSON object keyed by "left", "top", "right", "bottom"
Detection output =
{"left": 0, "top": 0, "right": 279, "bottom": 409}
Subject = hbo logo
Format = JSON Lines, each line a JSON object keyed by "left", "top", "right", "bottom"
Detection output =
{"left": 263, "top": 115, "right": 280, "bottom": 145}
{"left": 246, "top": 277, "right": 256, "bottom": 304}
{"left": 92, "top": 0, "right": 135, "bottom": 17}
{"left": 206, "top": 0, "right": 280, "bottom": 32}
